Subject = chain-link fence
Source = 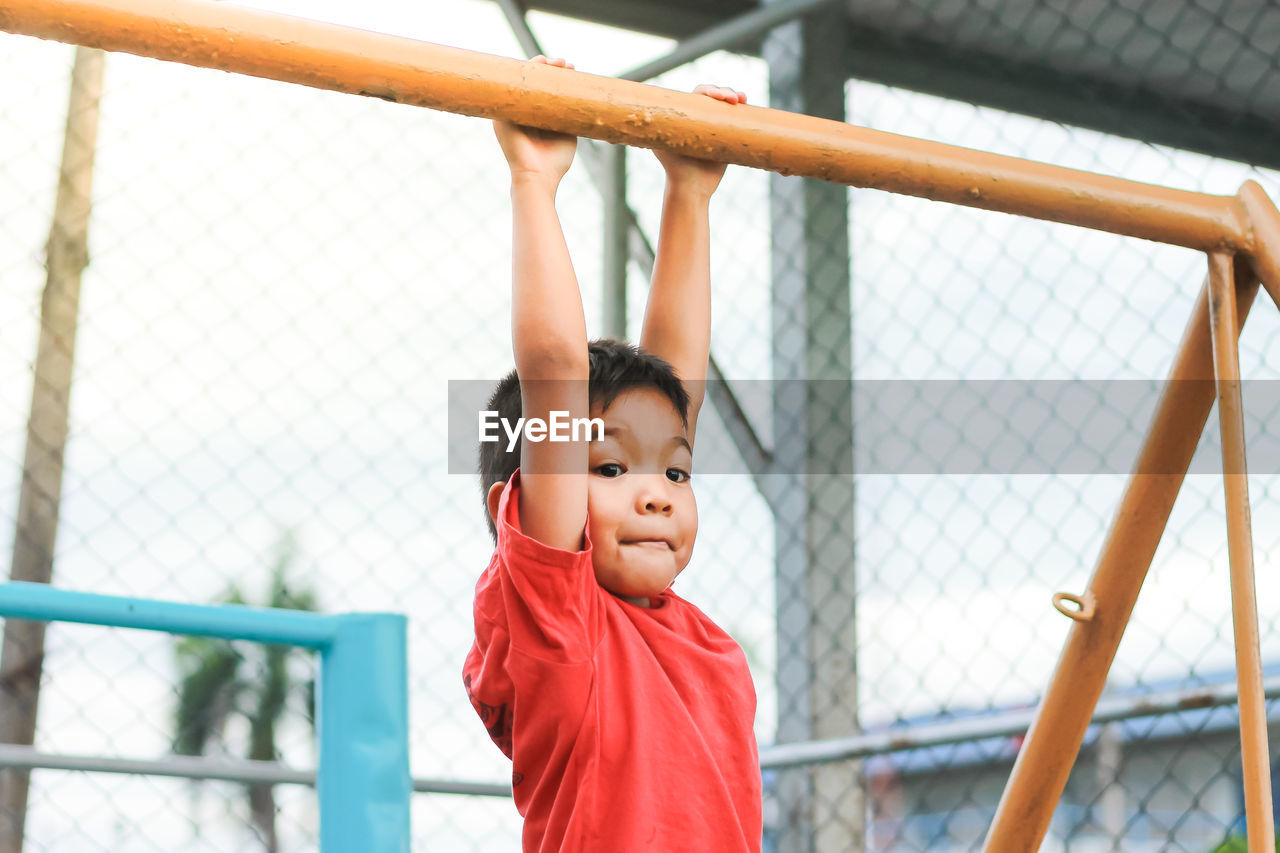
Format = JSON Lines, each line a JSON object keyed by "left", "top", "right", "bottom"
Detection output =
{"left": 2, "top": 0, "right": 1280, "bottom": 850}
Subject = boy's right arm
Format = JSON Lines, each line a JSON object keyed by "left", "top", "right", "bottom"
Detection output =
{"left": 493, "top": 58, "right": 589, "bottom": 552}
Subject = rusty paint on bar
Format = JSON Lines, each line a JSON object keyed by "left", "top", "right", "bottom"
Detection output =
{"left": 1207, "top": 250, "right": 1275, "bottom": 853}
{"left": 984, "top": 267, "right": 1261, "bottom": 852}
{"left": 0, "top": 0, "right": 1258, "bottom": 253}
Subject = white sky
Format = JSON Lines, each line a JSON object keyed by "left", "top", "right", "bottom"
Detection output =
{"left": 3, "top": 0, "right": 1280, "bottom": 849}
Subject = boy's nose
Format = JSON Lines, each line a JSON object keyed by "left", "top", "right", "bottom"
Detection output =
{"left": 643, "top": 496, "right": 673, "bottom": 515}
{"left": 636, "top": 477, "right": 674, "bottom": 514}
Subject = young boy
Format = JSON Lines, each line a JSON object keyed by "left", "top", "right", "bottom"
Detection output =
{"left": 463, "top": 57, "right": 761, "bottom": 852}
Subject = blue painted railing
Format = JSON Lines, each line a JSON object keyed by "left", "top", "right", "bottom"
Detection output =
{"left": 0, "top": 581, "right": 411, "bottom": 851}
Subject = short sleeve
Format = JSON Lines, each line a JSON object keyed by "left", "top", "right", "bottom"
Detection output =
{"left": 493, "top": 470, "right": 601, "bottom": 660}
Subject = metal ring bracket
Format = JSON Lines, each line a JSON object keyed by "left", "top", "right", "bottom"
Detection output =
{"left": 1052, "top": 591, "right": 1096, "bottom": 622}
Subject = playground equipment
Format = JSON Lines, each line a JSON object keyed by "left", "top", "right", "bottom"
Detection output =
{"left": 0, "top": 582, "right": 411, "bottom": 850}
{"left": 0, "top": 0, "right": 1278, "bottom": 849}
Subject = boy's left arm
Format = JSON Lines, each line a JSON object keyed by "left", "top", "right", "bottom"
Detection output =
{"left": 639, "top": 85, "right": 747, "bottom": 445}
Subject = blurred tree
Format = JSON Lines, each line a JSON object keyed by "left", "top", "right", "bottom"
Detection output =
{"left": 173, "top": 535, "right": 318, "bottom": 853}
{"left": 0, "top": 46, "right": 105, "bottom": 853}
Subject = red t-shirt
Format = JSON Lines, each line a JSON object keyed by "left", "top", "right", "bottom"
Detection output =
{"left": 463, "top": 471, "right": 763, "bottom": 852}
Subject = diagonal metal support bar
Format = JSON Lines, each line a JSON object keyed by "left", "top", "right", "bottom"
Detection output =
{"left": 986, "top": 178, "right": 1280, "bottom": 850}
{"left": 705, "top": 361, "right": 775, "bottom": 503}
{"left": 492, "top": 0, "right": 540, "bottom": 59}
{"left": 985, "top": 265, "right": 1261, "bottom": 851}
{"left": 619, "top": 0, "right": 836, "bottom": 82}
{"left": 494, "top": 0, "right": 773, "bottom": 482}
{"left": 1206, "top": 250, "right": 1275, "bottom": 853}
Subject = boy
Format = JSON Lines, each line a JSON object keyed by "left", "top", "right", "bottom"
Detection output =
{"left": 464, "top": 57, "right": 761, "bottom": 852}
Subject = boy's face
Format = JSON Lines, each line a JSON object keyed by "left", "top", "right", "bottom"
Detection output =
{"left": 587, "top": 388, "right": 697, "bottom": 606}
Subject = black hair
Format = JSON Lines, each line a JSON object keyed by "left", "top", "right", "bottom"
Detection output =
{"left": 478, "top": 339, "right": 691, "bottom": 541}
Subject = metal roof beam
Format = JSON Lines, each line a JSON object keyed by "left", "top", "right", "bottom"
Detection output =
{"left": 842, "top": 24, "right": 1280, "bottom": 171}
{"left": 620, "top": 0, "right": 835, "bottom": 82}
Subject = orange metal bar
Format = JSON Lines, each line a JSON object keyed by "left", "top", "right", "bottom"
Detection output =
{"left": 984, "top": 267, "right": 1261, "bottom": 852}
{"left": 986, "top": 181, "right": 1279, "bottom": 850}
{"left": 1239, "top": 181, "right": 1280, "bottom": 310}
{"left": 0, "top": 0, "right": 1256, "bottom": 253}
{"left": 1207, "top": 250, "right": 1275, "bottom": 853}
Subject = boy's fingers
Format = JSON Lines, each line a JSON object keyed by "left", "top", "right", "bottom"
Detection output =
{"left": 692, "top": 84, "right": 747, "bottom": 104}
{"left": 531, "top": 55, "right": 575, "bottom": 70}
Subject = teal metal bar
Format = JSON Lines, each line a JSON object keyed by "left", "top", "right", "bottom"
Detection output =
{"left": 0, "top": 581, "right": 340, "bottom": 647}
{"left": 0, "top": 582, "right": 412, "bottom": 851}
{"left": 320, "top": 613, "right": 411, "bottom": 850}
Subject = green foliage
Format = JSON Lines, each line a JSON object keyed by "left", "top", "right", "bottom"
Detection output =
{"left": 173, "top": 635, "right": 242, "bottom": 757}
{"left": 172, "top": 532, "right": 320, "bottom": 851}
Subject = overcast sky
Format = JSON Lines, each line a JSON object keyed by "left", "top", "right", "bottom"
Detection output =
{"left": 3, "top": 0, "right": 1280, "bottom": 848}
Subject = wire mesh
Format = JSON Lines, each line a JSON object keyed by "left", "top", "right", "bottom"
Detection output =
{"left": 838, "top": 17, "right": 1280, "bottom": 850}
{"left": 1, "top": 0, "right": 1280, "bottom": 850}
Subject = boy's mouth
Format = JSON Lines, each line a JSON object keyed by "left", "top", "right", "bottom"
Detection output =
{"left": 622, "top": 538, "right": 673, "bottom": 550}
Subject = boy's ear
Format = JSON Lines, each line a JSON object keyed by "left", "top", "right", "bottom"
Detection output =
{"left": 486, "top": 481, "right": 506, "bottom": 530}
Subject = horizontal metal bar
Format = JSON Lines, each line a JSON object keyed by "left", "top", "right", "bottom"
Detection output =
{"left": 0, "top": 582, "right": 341, "bottom": 648}
{"left": 758, "top": 674, "right": 1280, "bottom": 770}
{"left": 0, "top": 745, "right": 512, "bottom": 798}
{"left": 5, "top": 675, "right": 1272, "bottom": 795}
{"left": 0, "top": 0, "right": 1257, "bottom": 253}
{"left": 416, "top": 777, "right": 511, "bottom": 798}
{"left": 620, "top": 0, "right": 835, "bottom": 82}
{"left": 0, "top": 745, "right": 314, "bottom": 786}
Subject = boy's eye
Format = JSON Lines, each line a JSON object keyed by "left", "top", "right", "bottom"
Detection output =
{"left": 666, "top": 468, "right": 691, "bottom": 484}
{"left": 595, "top": 463, "right": 624, "bottom": 478}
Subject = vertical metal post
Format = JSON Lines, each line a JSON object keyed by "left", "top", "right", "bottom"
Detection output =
{"left": 764, "top": 4, "right": 857, "bottom": 850}
{"left": 1206, "top": 251, "right": 1275, "bottom": 853}
{"left": 494, "top": 0, "right": 630, "bottom": 341}
{"left": 319, "top": 614, "right": 411, "bottom": 852}
{"left": 602, "top": 144, "right": 628, "bottom": 339}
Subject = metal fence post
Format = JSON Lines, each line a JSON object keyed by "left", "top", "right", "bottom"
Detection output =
{"left": 319, "top": 613, "right": 411, "bottom": 852}
{"left": 764, "top": 3, "right": 858, "bottom": 850}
